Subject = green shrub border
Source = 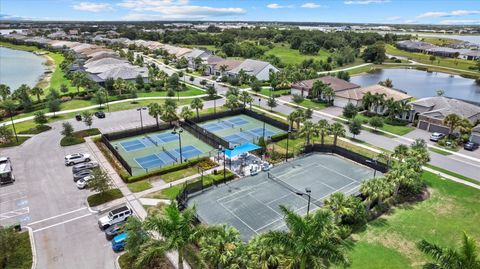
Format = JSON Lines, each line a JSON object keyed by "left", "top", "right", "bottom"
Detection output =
{"left": 87, "top": 188, "right": 123, "bottom": 207}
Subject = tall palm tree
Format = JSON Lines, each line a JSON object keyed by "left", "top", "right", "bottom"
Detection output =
{"left": 0, "top": 84, "right": 11, "bottom": 101}
{"left": 113, "top": 78, "right": 126, "bottom": 95}
{"left": 322, "top": 86, "right": 335, "bottom": 104}
{"left": 362, "top": 92, "right": 375, "bottom": 111}
{"left": 219, "top": 64, "right": 228, "bottom": 75}
{"left": 360, "top": 177, "right": 393, "bottom": 210}
{"left": 299, "top": 120, "right": 315, "bottom": 145}
{"left": 443, "top": 113, "right": 463, "bottom": 137}
{"left": 261, "top": 206, "right": 349, "bottom": 269}
{"left": 147, "top": 103, "right": 163, "bottom": 128}
{"left": 287, "top": 111, "right": 296, "bottom": 131}
{"left": 293, "top": 109, "right": 305, "bottom": 130}
{"left": 315, "top": 119, "right": 330, "bottom": 145}
{"left": 393, "top": 144, "right": 409, "bottom": 160}
{"left": 371, "top": 93, "right": 386, "bottom": 114}
{"left": 417, "top": 232, "right": 480, "bottom": 269}
{"left": 30, "top": 87, "right": 44, "bottom": 102}
{"left": 330, "top": 122, "right": 346, "bottom": 146}
{"left": 225, "top": 94, "right": 239, "bottom": 111}
{"left": 161, "top": 103, "right": 178, "bottom": 125}
{"left": 190, "top": 98, "right": 204, "bottom": 120}
{"left": 199, "top": 225, "right": 247, "bottom": 269}
{"left": 323, "top": 192, "right": 354, "bottom": 224}
{"left": 137, "top": 202, "right": 200, "bottom": 269}
{"left": 311, "top": 80, "right": 325, "bottom": 99}
{"left": 180, "top": 106, "right": 193, "bottom": 120}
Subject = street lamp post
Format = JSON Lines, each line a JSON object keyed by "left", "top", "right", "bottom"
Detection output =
{"left": 8, "top": 109, "right": 18, "bottom": 143}
{"left": 214, "top": 98, "right": 216, "bottom": 115}
{"left": 262, "top": 113, "right": 266, "bottom": 138}
{"left": 296, "top": 187, "right": 312, "bottom": 216}
{"left": 285, "top": 130, "right": 291, "bottom": 162}
{"left": 137, "top": 107, "right": 147, "bottom": 131}
{"left": 258, "top": 98, "right": 261, "bottom": 107}
{"left": 172, "top": 128, "right": 184, "bottom": 163}
{"left": 366, "top": 159, "right": 378, "bottom": 178}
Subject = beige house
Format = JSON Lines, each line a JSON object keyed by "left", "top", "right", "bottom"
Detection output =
{"left": 291, "top": 76, "right": 360, "bottom": 97}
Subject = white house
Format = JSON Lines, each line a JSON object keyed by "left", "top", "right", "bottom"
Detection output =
{"left": 227, "top": 59, "right": 279, "bottom": 81}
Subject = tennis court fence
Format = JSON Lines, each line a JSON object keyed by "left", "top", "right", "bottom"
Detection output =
{"left": 182, "top": 119, "right": 229, "bottom": 149}
{"left": 101, "top": 135, "right": 133, "bottom": 175}
{"left": 304, "top": 144, "right": 389, "bottom": 173}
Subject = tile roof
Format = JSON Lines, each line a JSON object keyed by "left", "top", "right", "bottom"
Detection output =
{"left": 98, "top": 66, "right": 148, "bottom": 80}
{"left": 291, "top": 76, "right": 360, "bottom": 92}
{"left": 335, "top": 84, "right": 412, "bottom": 101}
{"left": 230, "top": 59, "right": 277, "bottom": 76}
{"left": 410, "top": 97, "right": 480, "bottom": 120}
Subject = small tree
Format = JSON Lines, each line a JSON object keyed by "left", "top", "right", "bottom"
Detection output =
{"left": 206, "top": 85, "right": 217, "bottom": 99}
{"left": 369, "top": 116, "right": 384, "bottom": 131}
{"left": 47, "top": 98, "right": 61, "bottom": 117}
{"left": 88, "top": 168, "right": 111, "bottom": 195}
{"left": 190, "top": 98, "right": 204, "bottom": 120}
{"left": 180, "top": 106, "right": 193, "bottom": 120}
{"left": 60, "top": 84, "right": 69, "bottom": 94}
{"left": 250, "top": 80, "right": 262, "bottom": 92}
{"left": 348, "top": 119, "right": 362, "bottom": 139}
{"left": 33, "top": 111, "right": 48, "bottom": 126}
{"left": 200, "top": 79, "right": 207, "bottom": 86}
{"left": 0, "top": 126, "right": 13, "bottom": 144}
{"left": 429, "top": 55, "right": 436, "bottom": 64}
{"left": 342, "top": 103, "right": 358, "bottom": 119}
{"left": 436, "top": 89, "right": 445, "bottom": 96}
{"left": 82, "top": 111, "right": 93, "bottom": 129}
{"left": 189, "top": 76, "right": 194, "bottom": 82}
{"left": 267, "top": 97, "right": 277, "bottom": 111}
{"left": 61, "top": 122, "right": 74, "bottom": 137}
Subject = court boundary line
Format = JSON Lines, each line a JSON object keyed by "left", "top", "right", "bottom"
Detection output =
{"left": 218, "top": 199, "right": 260, "bottom": 237}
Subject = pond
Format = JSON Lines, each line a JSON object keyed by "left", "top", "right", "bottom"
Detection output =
{"left": 0, "top": 46, "right": 47, "bottom": 90}
{"left": 350, "top": 68, "right": 480, "bottom": 103}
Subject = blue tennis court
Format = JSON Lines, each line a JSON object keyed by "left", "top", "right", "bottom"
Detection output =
{"left": 175, "top": 145, "right": 203, "bottom": 159}
{"left": 250, "top": 128, "right": 276, "bottom": 137}
{"left": 157, "top": 133, "right": 178, "bottom": 143}
{"left": 225, "top": 134, "right": 252, "bottom": 145}
{"left": 229, "top": 117, "right": 249, "bottom": 126}
{"left": 135, "top": 152, "right": 178, "bottom": 170}
{"left": 121, "top": 140, "right": 146, "bottom": 152}
{"left": 202, "top": 123, "right": 226, "bottom": 132}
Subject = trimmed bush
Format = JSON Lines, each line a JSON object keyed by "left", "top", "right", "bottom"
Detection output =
{"left": 74, "top": 128, "right": 101, "bottom": 137}
{"left": 18, "top": 124, "right": 52, "bottom": 135}
{"left": 60, "top": 136, "right": 85, "bottom": 147}
{"left": 87, "top": 188, "right": 123, "bottom": 207}
{"left": 270, "top": 132, "right": 289, "bottom": 142}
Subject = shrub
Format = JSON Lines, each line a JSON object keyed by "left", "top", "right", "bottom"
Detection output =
{"left": 18, "top": 124, "right": 52, "bottom": 135}
{"left": 60, "top": 136, "right": 85, "bottom": 146}
{"left": 292, "top": 94, "right": 304, "bottom": 103}
{"left": 87, "top": 188, "right": 123, "bottom": 207}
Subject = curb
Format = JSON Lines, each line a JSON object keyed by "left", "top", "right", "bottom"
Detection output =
{"left": 26, "top": 227, "right": 37, "bottom": 269}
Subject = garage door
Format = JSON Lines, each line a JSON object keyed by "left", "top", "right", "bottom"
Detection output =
{"left": 428, "top": 124, "right": 449, "bottom": 134}
{"left": 418, "top": 121, "right": 429, "bottom": 130}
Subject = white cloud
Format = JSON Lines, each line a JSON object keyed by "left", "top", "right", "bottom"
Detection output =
{"left": 439, "top": 19, "right": 480, "bottom": 25}
{"left": 344, "top": 0, "right": 390, "bottom": 5}
{"left": 301, "top": 3, "right": 321, "bottom": 8}
{"left": 118, "top": 0, "right": 245, "bottom": 19}
{"left": 418, "top": 10, "right": 480, "bottom": 18}
{"left": 385, "top": 16, "right": 401, "bottom": 21}
{"left": 73, "top": 2, "right": 113, "bottom": 12}
{"left": 266, "top": 3, "right": 293, "bottom": 9}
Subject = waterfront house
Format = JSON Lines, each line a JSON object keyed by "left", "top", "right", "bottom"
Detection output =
{"left": 409, "top": 97, "right": 480, "bottom": 133}
{"left": 291, "top": 76, "right": 360, "bottom": 98}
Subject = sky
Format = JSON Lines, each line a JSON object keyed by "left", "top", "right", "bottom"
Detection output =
{"left": 1, "top": 0, "right": 479, "bottom": 25}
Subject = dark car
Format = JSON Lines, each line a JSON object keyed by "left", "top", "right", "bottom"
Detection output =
{"left": 73, "top": 169, "right": 92, "bottom": 182}
{"left": 72, "top": 161, "right": 99, "bottom": 174}
{"left": 95, "top": 111, "right": 106, "bottom": 118}
{"left": 464, "top": 141, "right": 479, "bottom": 151}
{"left": 105, "top": 222, "right": 126, "bottom": 240}
{"left": 75, "top": 113, "right": 82, "bottom": 121}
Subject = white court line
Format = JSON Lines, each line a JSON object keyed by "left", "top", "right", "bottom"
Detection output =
{"left": 27, "top": 207, "right": 87, "bottom": 226}
{"left": 32, "top": 213, "right": 91, "bottom": 233}
{"left": 218, "top": 200, "right": 259, "bottom": 236}
{"left": 216, "top": 180, "right": 270, "bottom": 203}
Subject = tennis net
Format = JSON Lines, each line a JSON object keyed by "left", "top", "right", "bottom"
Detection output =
{"left": 145, "top": 135, "right": 158, "bottom": 146}
{"left": 162, "top": 146, "right": 178, "bottom": 162}
{"left": 267, "top": 172, "right": 322, "bottom": 207}
{"left": 218, "top": 120, "right": 234, "bottom": 128}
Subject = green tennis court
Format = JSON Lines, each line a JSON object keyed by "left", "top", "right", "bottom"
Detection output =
{"left": 188, "top": 153, "right": 380, "bottom": 240}
{"left": 111, "top": 129, "right": 215, "bottom": 176}
{"left": 198, "top": 115, "right": 284, "bottom": 146}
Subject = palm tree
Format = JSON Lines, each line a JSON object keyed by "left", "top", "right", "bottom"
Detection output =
{"left": 190, "top": 98, "right": 204, "bottom": 120}
{"left": 72, "top": 72, "right": 89, "bottom": 93}
{"left": 322, "top": 86, "right": 335, "bottom": 104}
{"left": 219, "top": 64, "right": 228, "bottom": 75}
{"left": 371, "top": 93, "right": 386, "bottom": 113}
{"left": 239, "top": 91, "right": 251, "bottom": 108}
{"left": 248, "top": 236, "right": 284, "bottom": 269}
{"left": 287, "top": 111, "right": 296, "bottom": 131}
{"left": 330, "top": 122, "right": 346, "bottom": 146}
{"left": 137, "top": 202, "right": 200, "bottom": 269}
{"left": 417, "top": 232, "right": 480, "bottom": 269}
{"left": 443, "top": 113, "right": 463, "bottom": 137}
{"left": 315, "top": 119, "right": 330, "bottom": 145}
{"left": 225, "top": 94, "right": 239, "bottom": 111}
{"left": 311, "top": 80, "right": 325, "bottom": 99}
{"left": 180, "top": 106, "right": 193, "bottom": 120}
{"left": 293, "top": 109, "right": 305, "bottom": 130}
{"left": 393, "top": 144, "right": 409, "bottom": 160}
{"left": 30, "top": 87, "right": 44, "bottom": 102}
{"left": 147, "top": 103, "right": 163, "bottom": 128}
{"left": 199, "top": 225, "right": 247, "bottom": 269}
{"left": 299, "top": 120, "right": 315, "bottom": 145}
{"left": 378, "top": 78, "right": 393, "bottom": 88}
{"left": 360, "top": 177, "right": 393, "bottom": 210}
{"left": 161, "top": 103, "right": 178, "bottom": 125}
{"left": 0, "top": 84, "right": 11, "bottom": 101}
{"left": 113, "top": 78, "right": 126, "bottom": 95}
{"left": 323, "top": 192, "right": 354, "bottom": 224}
{"left": 261, "top": 206, "right": 349, "bottom": 269}
{"left": 362, "top": 92, "right": 375, "bottom": 111}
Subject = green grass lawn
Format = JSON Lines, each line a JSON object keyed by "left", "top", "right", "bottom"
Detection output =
{"left": 291, "top": 98, "right": 329, "bottom": 110}
{"left": 258, "top": 88, "right": 291, "bottom": 97}
{"left": 4, "top": 231, "right": 33, "bottom": 269}
{"left": 0, "top": 136, "right": 30, "bottom": 148}
{"left": 160, "top": 166, "right": 200, "bottom": 183}
{"left": 146, "top": 184, "right": 183, "bottom": 200}
{"left": 385, "top": 44, "right": 476, "bottom": 72}
{"left": 429, "top": 147, "right": 452, "bottom": 156}
{"left": 353, "top": 114, "right": 414, "bottom": 136}
{"left": 265, "top": 44, "right": 331, "bottom": 65}
{"left": 419, "top": 36, "right": 462, "bottom": 46}
{"left": 335, "top": 171, "right": 480, "bottom": 269}
{"left": 127, "top": 180, "right": 153, "bottom": 193}
{"left": 87, "top": 189, "right": 123, "bottom": 207}
{"left": 137, "top": 86, "right": 205, "bottom": 98}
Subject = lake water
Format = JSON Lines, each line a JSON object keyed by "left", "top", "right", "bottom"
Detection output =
{"left": 0, "top": 46, "right": 46, "bottom": 90}
{"left": 350, "top": 68, "right": 480, "bottom": 103}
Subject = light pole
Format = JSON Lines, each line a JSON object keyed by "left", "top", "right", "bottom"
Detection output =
{"left": 262, "top": 113, "right": 266, "bottom": 138}
{"left": 296, "top": 187, "right": 312, "bottom": 216}
{"left": 8, "top": 108, "right": 18, "bottom": 143}
{"left": 285, "top": 129, "right": 291, "bottom": 162}
{"left": 258, "top": 98, "right": 261, "bottom": 107}
{"left": 137, "top": 107, "right": 147, "bottom": 131}
{"left": 366, "top": 158, "right": 378, "bottom": 178}
{"left": 172, "top": 128, "right": 184, "bottom": 163}
{"left": 214, "top": 97, "right": 216, "bottom": 115}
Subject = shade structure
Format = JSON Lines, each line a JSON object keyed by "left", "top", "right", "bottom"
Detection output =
{"left": 224, "top": 143, "right": 261, "bottom": 159}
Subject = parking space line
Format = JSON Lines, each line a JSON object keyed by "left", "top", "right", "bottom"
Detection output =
{"left": 27, "top": 207, "right": 87, "bottom": 226}
{"left": 32, "top": 213, "right": 92, "bottom": 233}
{"left": 0, "top": 207, "right": 29, "bottom": 221}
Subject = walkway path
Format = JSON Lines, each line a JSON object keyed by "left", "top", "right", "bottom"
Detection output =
{"left": 318, "top": 63, "right": 372, "bottom": 74}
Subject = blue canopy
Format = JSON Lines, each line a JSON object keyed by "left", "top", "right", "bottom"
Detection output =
{"left": 225, "top": 143, "right": 261, "bottom": 158}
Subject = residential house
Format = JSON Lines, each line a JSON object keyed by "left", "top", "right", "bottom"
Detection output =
{"left": 291, "top": 76, "right": 360, "bottom": 97}
{"left": 93, "top": 66, "right": 149, "bottom": 84}
{"left": 333, "top": 84, "right": 412, "bottom": 113}
{"left": 227, "top": 59, "right": 279, "bottom": 81}
{"left": 183, "top": 48, "right": 212, "bottom": 69}
{"left": 396, "top": 40, "right": 435, "bottom": 53}
{"left": 207, "top": 58, "right": 242, "bottom": 76}
{"left": 408, "top": 97, "right": 480, "bottom": 133}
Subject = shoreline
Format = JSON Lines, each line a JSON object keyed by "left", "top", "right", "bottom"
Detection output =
{"left": 0, "top": 43, "right": 55, "bottom": 89}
